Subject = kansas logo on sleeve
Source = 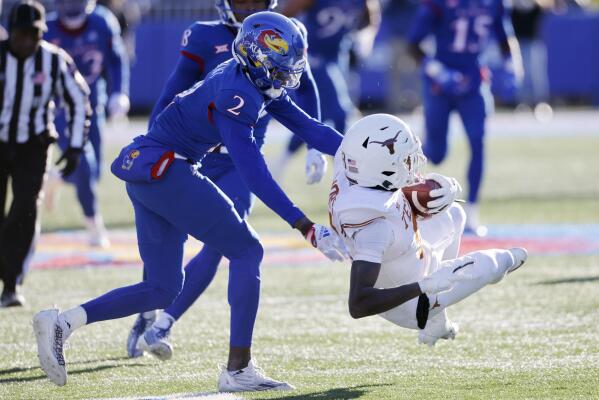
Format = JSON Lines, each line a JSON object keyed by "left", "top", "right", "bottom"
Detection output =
{"left": 257, "top": 30, "right": 289, "bottom": 55}
{"left": 122, "top": 149, "right": 140, "bottom": 171}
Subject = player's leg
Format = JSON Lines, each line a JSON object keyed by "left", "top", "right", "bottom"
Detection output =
{"left": 456, "top": 88, "right": 488, "bottom": 236}
{"left": 138, "top": 167, "right": 254, "bottom": 360}
{"left": 320, "top": 62, "right": 352, "bottom": 133}
{"left": 422, "top": 82, "right": 452, "bottom": 166}
{"left": 0, "top": 141, "right": 48, "bottom": 307}
{"left": 419, "top": 203, "right": 467, "bottom": 261}
{"left": 428, "top": 248, "right": 527, "bottom": 317}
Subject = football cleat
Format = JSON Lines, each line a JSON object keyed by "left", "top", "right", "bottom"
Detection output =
{"left": 85, "top": 215, "right": 110, "bottom": 248}
{"left": 218, "top": 360, "right": 295, "bottom": 392}
{"left": 418, "top": 310, "right": 458, "bottom": 347}
{"left": 33, "top": 309, "right": 68, "bottom": 386}
{"left": 126, "top": 311, "right": 156, "bottom": 358}
{"left": 507, "top": 247, "right": 528, "bottom": 274}
{"left": 463, "top": 202, "right": 488, "bottom": 237}
{"left": 136, "top": 325, "right": 173, "bottom": 361}
{"left": 0, "top": 291, "right": 25, "bottom": 307}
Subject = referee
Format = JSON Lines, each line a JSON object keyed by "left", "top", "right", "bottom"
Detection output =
{"left": 0, "top": 0, "right": 91, "bottom": 307}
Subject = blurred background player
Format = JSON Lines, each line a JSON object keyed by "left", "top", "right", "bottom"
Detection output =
{"left": 330, "top": 114, "right": 528, "bottom": 345}
{"left": 45, "top": 0, "right": 130, "bottom": 247}
{"left": 407, "top": 0, "right": 522, "bottom": 236}
{"left": 34, "top": 12, "right": 347, "bottom": 392}
{"left": 127, "top": 0, "right": 326, "bottom": 365}
{"left": 272, "top": 0, "right": 381, "bottom": 177}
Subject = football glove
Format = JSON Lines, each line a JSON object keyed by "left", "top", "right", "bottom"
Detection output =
{"left": 425, "top": 172, "right": 462, "bottom": 214}
{"left": 108, "top": 93, "right": 130, "bottom": 119}
{"left": 305, "top": 148, "right": 327, "bottom": 185}
{"left": 56, "top": 147, "right": 82, "bottom": 178}
{"left": 305, "top": 223, "right": 348, "bottom": 262}
{"left": 418, "top": 257, "right": 474, "bottom": 294}
{"left": 424, "top": 58, "right": 471, "bottom": 96}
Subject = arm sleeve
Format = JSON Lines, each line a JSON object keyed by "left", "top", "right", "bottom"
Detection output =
{"left": 266, "top": 95, "right": 342, "bottom": 156}
{"left": 351, "top": 218, "right": 394, "bottom": 263}
{"left": 57, "top": 51, "right": 91, "bottom": 149}
{"left": 214, "top": 110, "right": 306, "bottom": 226}
{"left": 294, "top": 62, "right": 321, "bottom": 121}
{"left": 105, "top": 10, "right": 129, "bottom": 96}
{"left": 149, "top": 55, "right": 204, "bottom": 128}
{"left": 407, "top": 0, "right": 440, "bottom": 45}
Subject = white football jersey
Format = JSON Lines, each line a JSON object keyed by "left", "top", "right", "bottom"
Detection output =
{"left": 329, "top": 151, "right": 458, "bottom": 328}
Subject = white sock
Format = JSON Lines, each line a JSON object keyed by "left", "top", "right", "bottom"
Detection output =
{"left": 154, "top": 312, "right": 175, "bottom": 330}
{"left": 142, "top": 310, "right": 157, "bottom": 319}
{"left": 59, "top": 306, "right": 87, "bottom": 336}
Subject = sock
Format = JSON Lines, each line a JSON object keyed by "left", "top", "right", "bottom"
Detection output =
{"left": 59, "top": 306, "right": 87, "bottom": 337}
{"left": 142, "top": 310, "right": 157, "bottom": 319}
{"left": 154, "top": 312, "right": 175, "bottom": 330}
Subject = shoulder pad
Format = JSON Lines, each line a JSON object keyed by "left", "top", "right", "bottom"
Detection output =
{"left": 334, "top": 183, "right": 399, "bottom": 225}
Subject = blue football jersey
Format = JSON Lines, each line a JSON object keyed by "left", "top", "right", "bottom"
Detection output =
{"left": 45, "top": 5, "right": 129, "bottom": 107}
{"left": 301, "top": 0, "right": 366, "bottom": 61}
{"left": 408, "top": 0, "right": 510, "bottom": 76}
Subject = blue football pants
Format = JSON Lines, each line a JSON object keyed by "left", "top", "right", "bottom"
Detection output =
{"left": 82, "top": 160, "right": 263, "bottom": 347}
{"left": 423, "top": 81, "right": 487, "bottom": 203}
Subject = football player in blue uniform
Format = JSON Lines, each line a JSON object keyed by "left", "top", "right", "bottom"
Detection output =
{"left": 125, "top": 0, "right": 325, "bottom": 366}
{"left": 34, "top": 12, "right": 346, "bottom": 391}
{"left": 408, "top": 0, "right": 521, "bottom": 236}
{"left": 273, "top": 0, "right": 380, "bottom": 174}
{"left": 45, "top": 0, "right": 130, "bottom": 247}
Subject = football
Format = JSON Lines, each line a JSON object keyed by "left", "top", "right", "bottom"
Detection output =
{"left": 401, "top": 179, "right": 442, "bottom": 217}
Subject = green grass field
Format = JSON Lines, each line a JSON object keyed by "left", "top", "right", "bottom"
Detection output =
{"left": 2, "top": 116, "right": 599, "bottom": 399}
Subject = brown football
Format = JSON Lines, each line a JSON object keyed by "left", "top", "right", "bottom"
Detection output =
{"left": 401, "top": 179, "right": 442, "bottom": 217}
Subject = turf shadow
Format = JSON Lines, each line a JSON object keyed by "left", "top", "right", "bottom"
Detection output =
{"left": 535, "top": 276, "right": 599, "bottom": 285}
{"left": 0, "top": 356, "right": 132, "bottom": 376}
{"left": 266, "top": 383, "right": 393, "bottom": 399}
{"left": 0, "top": 361, "right": 147, "bottom": 384}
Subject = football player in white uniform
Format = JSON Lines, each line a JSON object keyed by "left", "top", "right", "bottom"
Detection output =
{"left": 329, "top": 114, "right": 528, "bottom": 345}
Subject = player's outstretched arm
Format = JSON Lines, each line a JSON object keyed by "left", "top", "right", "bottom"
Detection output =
{"left": 267, "top": 95, "right": 342, "bottom": 156}
{"left": 349, "top": 260, "right": 422, "bottom": 319}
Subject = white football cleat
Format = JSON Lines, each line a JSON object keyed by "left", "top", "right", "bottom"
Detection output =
{"left": 418, "top": 310, "right": 458, "bottom": 347}
{"left": 33, "top": 309, "right": 68, "bottom": 386}
{"left": 136, "top": 325, "right": 173, "bottom": 361}
{"left": 127, "top": 311, "right": 156, "bottom": 358}
{"left": 85, "top": 215, "right": 110, "bottom": 248}
{"left": 463, "top": 202, "right": 488, "bottom": 237}
{"left": 508, "top": 247, "right": 528, "bottom": 274}
{"left": 218, "top": 360, "right": 295, "bottom": 392}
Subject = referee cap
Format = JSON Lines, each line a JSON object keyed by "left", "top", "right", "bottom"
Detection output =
{"left": 9, "top": 1, "right": 48, "bottom": 33}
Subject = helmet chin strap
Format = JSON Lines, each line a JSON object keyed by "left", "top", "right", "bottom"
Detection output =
{"left": 61, "top": 14, "right": 87, "bottom": 30}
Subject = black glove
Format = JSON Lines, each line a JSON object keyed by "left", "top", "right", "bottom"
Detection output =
{"left": 56, "top": 147, "right": 82, "bottom": 178}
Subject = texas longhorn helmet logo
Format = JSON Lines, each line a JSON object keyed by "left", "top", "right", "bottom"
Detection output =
{"left": 368, "top": 131, "right": 404, "bottom": 155}
{"left": 257, "top": 29, "right": 289, "bottom": 55}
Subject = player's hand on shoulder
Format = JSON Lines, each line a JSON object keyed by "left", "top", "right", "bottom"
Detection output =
{"left": 425, "top": 172, "right": 462, "bottom": 215}
{"left": 418, "top": 257, "right": 473, "bottom": 294}
{"left": 305, "top": 223, "right": 348, "bottom": 262}
{"left": 305, "top": 148, "right": 327, "bottom": 185}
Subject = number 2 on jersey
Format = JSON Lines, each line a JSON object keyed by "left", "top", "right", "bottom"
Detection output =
{"left": 227, "top": 95, "right": 245, "bottom": 116}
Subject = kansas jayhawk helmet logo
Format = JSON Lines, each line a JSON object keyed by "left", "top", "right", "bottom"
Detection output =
{"left": 257, "top": 29, "right": 289, "bottom": 55}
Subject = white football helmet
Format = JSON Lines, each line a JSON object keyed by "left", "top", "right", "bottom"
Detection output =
{"left": 341, "top": 114, "right": 425, "bottom": 191}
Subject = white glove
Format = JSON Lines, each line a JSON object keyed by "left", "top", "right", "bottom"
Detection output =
{"left": 305, "top": 223, "right": 348, "bottom": 262}
{"left": 108, "top": 93, "right": 130, "bottom": 119}
{"left": 418, "top": 257, "right": 474, "bottom": 294}
{"left": 425, "top": 172, "right": 462, "bottom": 214}
{"left": 305, "top": 148, "right": 327, "bottom": 185}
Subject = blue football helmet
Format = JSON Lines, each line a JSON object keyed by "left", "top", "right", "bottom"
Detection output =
{"left": 233, "top": 11, "right": 307, "bottom": 97}
{"left": 56, "top": 0, "right": 95, "bottom": 27}
{"left": 216, "top": 0, "right": 278, "bottom": 27}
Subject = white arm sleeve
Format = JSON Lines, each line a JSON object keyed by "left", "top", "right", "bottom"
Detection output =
{"left": 351, "top": 219, "right": 395, "bottom": 263}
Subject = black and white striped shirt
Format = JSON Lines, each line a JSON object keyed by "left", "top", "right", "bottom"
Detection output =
{"left": 0, "top": 40, "right": 90, "bottom": 148}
